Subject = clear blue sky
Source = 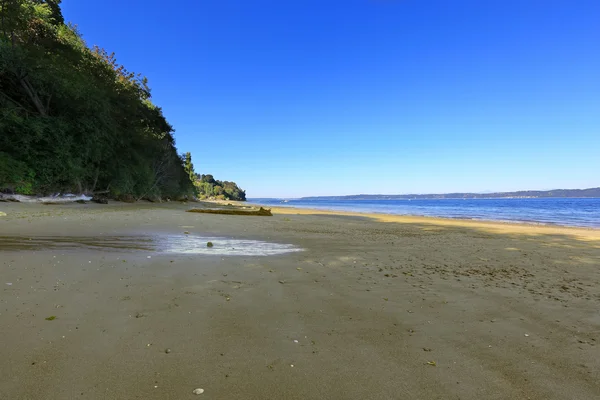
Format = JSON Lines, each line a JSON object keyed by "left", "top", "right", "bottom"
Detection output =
{"left": 61, "top": 0, "right": 600, "bottom": 198}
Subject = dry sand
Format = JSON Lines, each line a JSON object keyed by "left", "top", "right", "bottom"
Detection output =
{"left": 0, "top": 201, "right": 599, "bottom": 399}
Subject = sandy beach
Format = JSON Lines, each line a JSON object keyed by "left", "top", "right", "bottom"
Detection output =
{"left": 1, "top": 201, "right": 599, "bottom": 399}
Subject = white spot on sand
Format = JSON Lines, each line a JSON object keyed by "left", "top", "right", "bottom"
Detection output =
{"left": 160, "top": 235, "right": 302, "bottom": 256}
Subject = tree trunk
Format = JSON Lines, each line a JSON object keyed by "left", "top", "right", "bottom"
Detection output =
{"left": 19, "top": 75, "right": 47, "bottom": 116}
{"left": 90, "top": 168, "right": 100, "bottom": 193}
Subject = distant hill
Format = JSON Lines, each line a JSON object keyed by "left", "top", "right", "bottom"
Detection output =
{"left": 301, "top": 187, "right": 600, "bottom": 200}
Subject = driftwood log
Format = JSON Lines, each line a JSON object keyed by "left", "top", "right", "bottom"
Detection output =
{"left": 186, "top": 207, "right": 272, "bottom": 216}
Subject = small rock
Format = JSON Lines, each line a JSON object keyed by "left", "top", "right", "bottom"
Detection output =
{"left": 165, "top": 348, "right": 171, "bottom": 354}
{"left": 0, "top": 212, "right": 7, "bottom": 217}
{"left": 184, "top": 231, "right": 190, "bottom": 234}
{"left": 279, "top": 280, "right": 285, "bottom": 284}
{"left": 193, "top": 388, "right": 204, "bottom": 395}
{"left": 207, "top": 242, "right": 214, "bottom": 248}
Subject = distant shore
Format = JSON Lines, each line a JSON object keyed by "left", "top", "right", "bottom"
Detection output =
{"left": 296, "top": 186, "right": 600, "bottom": 200}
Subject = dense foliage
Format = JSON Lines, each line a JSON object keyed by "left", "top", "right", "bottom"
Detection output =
{"left": 180, "top": 152, "right": 246, "bottom": 201}
{"left": 0, "top": 0, "right": 195, "bottom": 200}
{"left": 195, "top": 174, "right": 246, "bottom": 201}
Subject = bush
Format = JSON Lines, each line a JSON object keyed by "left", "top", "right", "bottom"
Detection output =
{"left": 0, "top": 152, "right": 36, "bottom": 194}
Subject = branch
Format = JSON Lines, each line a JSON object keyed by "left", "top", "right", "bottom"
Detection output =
{"left": 19, "top": 75, "right": 47, "bottom": 116}
{"left": 0, "top": 88, "right": 29, "bottom": 112}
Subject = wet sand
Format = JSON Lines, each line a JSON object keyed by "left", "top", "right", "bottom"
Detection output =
{"left": 1, "top": 201, "right": 599, "bottom": 399}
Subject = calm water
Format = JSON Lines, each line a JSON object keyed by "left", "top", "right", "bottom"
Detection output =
{"left": 251, "top": 198, "right": 600, "bottom": 228}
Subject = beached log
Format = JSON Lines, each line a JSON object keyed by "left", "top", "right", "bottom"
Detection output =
{"left": 186, "top": 207, "right": 273, "bottom": 216}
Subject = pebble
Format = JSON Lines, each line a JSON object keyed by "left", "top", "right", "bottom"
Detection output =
{"left": 193, "top": 388, "right": 204, "bottom": 395}
{"left": 165, "top": 348, "right": 171, "bottom": 354}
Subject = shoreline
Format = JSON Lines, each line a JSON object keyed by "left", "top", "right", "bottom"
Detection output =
{"left": 2, "top": 199, "right": 599, "bottom": 237}
{"left": 247, "top": 203, "right": 600, "bottom": 241}
{"left": 247, "top": 198, "right": 600, "bottom": 230}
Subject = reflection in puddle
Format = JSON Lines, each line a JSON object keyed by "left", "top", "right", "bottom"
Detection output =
{"left": 160, "top": 236, "right": 301, "bottom": 256}
{"left": 0, "top": 235, "right": 302, "bottom": 256}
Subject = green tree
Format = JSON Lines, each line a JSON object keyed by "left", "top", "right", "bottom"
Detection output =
{"left": 183, "top": 152, "right": 195, "bottom": 183}
{"left": 0, "top": 0, "right": 195, "bottom": 200}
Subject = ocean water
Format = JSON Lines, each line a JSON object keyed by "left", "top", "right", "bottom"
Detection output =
{"left": 251, "top": 198, "right": 600, "bottom": 228}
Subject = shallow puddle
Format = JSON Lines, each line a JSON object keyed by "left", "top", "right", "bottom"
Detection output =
{"left": 0, "top": 235, "right": 302, "bottom": 256}
{"left": 160, "top": 236, "right": 302, "bottom": 256}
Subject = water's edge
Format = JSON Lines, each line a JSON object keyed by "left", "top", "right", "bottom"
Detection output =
{"left": 251, "top": 198, "right": 600, "bottom": 229}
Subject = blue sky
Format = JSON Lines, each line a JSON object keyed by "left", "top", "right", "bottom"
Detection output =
{"left": 61, "top": 0, "right": 600, "bottom": 198}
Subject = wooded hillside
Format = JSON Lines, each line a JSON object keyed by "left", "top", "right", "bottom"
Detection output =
{"left": 0, "top": 0, "right": 195, "bottom": 201}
